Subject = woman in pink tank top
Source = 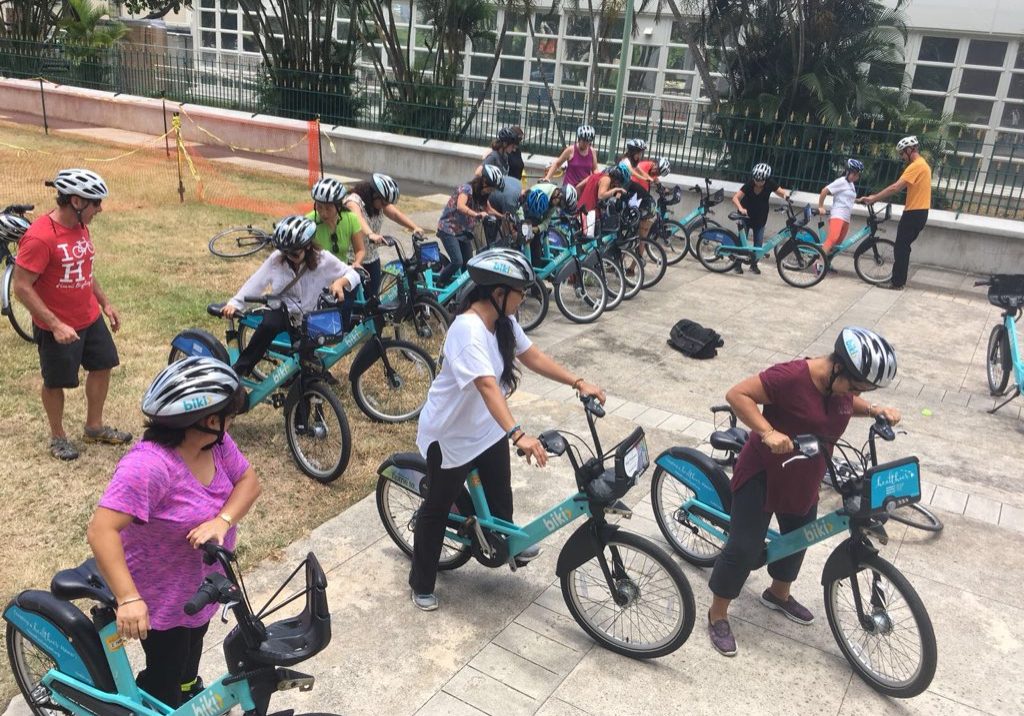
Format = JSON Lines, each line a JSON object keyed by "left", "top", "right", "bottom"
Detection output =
{"left": 544, "top": 124, "right": 599, "bottom": 187}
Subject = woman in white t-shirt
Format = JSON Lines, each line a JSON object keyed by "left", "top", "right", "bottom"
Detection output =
{"left": 818, "top": 158, "right": 864, "bottom": 257}
{"left": 409, "top": 249, "right": 606, "bottom": 612}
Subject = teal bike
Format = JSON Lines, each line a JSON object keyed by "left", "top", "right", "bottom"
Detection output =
{"left": 649, "top": 416, "right": 937, "bottom": 697}
{"left": 652, "top": 178, "right": 726, "bottom": 265}
{"left": 808, "top": 203, "right": 897, "bottom": 285}
{"left": 375, "top": 395, "right": 697, "bottom": 658}
{"left": 4, "top": 543, "right": 332, "bottom": 716}
{"left": 977, "top": 274, "right": 1024, "bottom": 411}
{"left": 169, "top": 287, "right": 436, "bottom": 483}
{"left": 694, "top": 198, "right": 829, "bottom": 288}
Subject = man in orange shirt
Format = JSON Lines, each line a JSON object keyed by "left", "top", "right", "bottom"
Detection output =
{"left": 858, "top": 136, "right": 931, "bottom": 290}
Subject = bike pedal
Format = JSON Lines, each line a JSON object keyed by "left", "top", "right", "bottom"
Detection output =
{"left": 270, "top": 393, "right": 286, "bottom": 409}
{"left": 603, "top": 500, "right": 633, "bottom": 519}
{"left": 275, "top": 668, "right": 315, "bottom": 692}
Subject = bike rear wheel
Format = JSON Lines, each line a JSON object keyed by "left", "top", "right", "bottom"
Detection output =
{"left": 554, "top": 266, "right": 607, "bottom": 324}
{"left": 351, "top": 340, "right": 435, "bottom": 423}
{"left": 694, "top": 233, "right": 739, "bottom": 273}
{"left": 650, "top": 466, "right": 727, "bottom": 567}
{"left": 777, "top": 242, "right": 828, "bottom": 288}
{"left": 208, "top": 225, "right": 272, "bottom": 258}
{"left": 619, "top": 249, "right": 645, "bottom": 300}
{"left": 886, "top": 502, "right": 944, "bottom": 533}
{"left": 375, "top": 475, "right": 472, "bottom": 570}
{"left": 284, "top": 381, "right": 351, "bottom": 483}
{"left": 986, "top": 324, "right": 1012, "bottom": 396}
{"left": 854, "top": 239, "right": 897, "bottom": 285}
{"left": 561, "top": 530, "right": 695, "bottom": 659}
{"left": 516, "top": 278, "right": 549, "bottom": 332}
{"left": 3, "top": 262, "right": 34, "bottom": 342}
{"left": 659, "top": 220, "right": 690, "bottom": 265}
{"left": 823, "top": 552, "right": 937, "bottom": 698}
{"left": 6, "top": 627, "right": 65, "bottom": 716}
{"left": 640, "top": 241, "right": 668, "bottom": 289}
{"left": 601, "top": 257, "right": 626, "bottom": 311}
{"left": 391, "top": 296, "right": 450, "bottom": 366}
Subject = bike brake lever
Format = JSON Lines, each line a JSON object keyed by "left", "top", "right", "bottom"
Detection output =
{"left": 221, "top": 600, "right": 240, "bottom": 624}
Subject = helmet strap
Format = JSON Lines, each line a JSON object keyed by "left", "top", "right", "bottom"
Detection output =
{"left": 824, "top": 361, "right": 845, "bottom": 414}
{"left": 194, "top": 414, "right": 227, "bottom": 450}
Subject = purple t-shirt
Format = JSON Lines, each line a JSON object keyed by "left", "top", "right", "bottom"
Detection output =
{"left": 98, "top": 435, "right": 250, "bottom": 630}
{"left": 731, "top": 360, "right": 853, "bottom": 515}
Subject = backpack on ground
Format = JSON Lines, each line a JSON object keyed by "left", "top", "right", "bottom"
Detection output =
{"left": 668, "top": 319, "right": 724, "bottom": 359}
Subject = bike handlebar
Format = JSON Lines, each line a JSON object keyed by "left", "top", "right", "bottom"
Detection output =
{"left": 1, "top": 204, "right": 34, "bottom": 215}
{"left": 184, "top": 579, "right": 220, "bottom": 615}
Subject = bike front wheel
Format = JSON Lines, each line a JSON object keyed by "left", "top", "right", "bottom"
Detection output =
{"left": 887, "top": 502, "right": 944, "bottom": 533}
{"left": 391, "top": 296, "right": 450, "bottom": 366}
{"left": 284, "top": 381, "right": 351, "bottom": 483}
{"left": 640, "top": 241, "right": 668, "bottom": 289}
{"left": 986, "top": 324, "right": 1012, "bottom": 396}
{"left": 650, "top": 466, "right": 727, "bottom": 567}
{"left": 7, "top": 626, "right": 65, "bottom": 716}
{"left": 561, "top": 530, "right": 695, "bottom": 658}
{"left": 601, "top": 257, "right": 626, "bottom": 310}
{"left": 823, "top": 552, "right": 937, "bottom": 698}
{"left": 777, "top": 242, "right": 828, "bottom": 288}
{"left": 659, "top": 219, "right": 691, "bottom": 265}
{"left": 854, "top": 238, "right": 897, "bottom": 285}
{"left": 208, "top": 225, "right": 272, "bottom": 258}
{"left": 554, "top": 266, "right": 607, "bottom": 324}
{"left": 3, "top": 262, "right": 34, "bottom": 342}
{"left": 351, "top": 340, "right": 435, "bottom": 423}
{"left": 375, "top": 475, "right": 472, "bottom": 570}
{"left": 516, "top": 278, "right": 549, "bottom": 332}
{"left": 619, "top": 249, "right": 645, "bottom": 300}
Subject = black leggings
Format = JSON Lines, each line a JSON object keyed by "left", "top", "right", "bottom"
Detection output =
{"left": 892, "top": 209, "right": 928, "bottom": 287}
{"left": 136, "top": 622, "right": 209, "bottom": 707}
{"left": 409, "top": 439, "right": 512, "bottom": 595}
{"left": 233, "top": 306, "right": 291, "bottom": 377}
{"left": 709, "top": 474, "right": 817, "bottom": 600}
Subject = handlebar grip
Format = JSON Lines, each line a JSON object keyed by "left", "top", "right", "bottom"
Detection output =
{"left": 242, "top": 295, "right": 270, "bottom": 305}
{"left": 2, "top": 204, "right": 34, "bottom": 215}
{"left": 183, "top": 580, "right": 218, "bottom": 616}
{"left": 581, "top": 394, "right": 606, "bottom": 418}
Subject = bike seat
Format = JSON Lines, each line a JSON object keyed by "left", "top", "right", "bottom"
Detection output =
{"left": 50, "top": 558, "right": 116, "bottom": 608}
{"left": 387, "top": 452, "right": 428, "bottom": 474}
{"left": 709, "top": 427, "right": 750, "bottom": 454}
{"left": 728, "top": 212, "right": 748, "bottom": 222}
{"left": 208, "top": 302, "right": 227, "bottom": 318}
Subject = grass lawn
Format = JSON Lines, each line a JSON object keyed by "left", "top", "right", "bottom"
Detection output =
{"left": 0, "top": 121, "right": 437, "bottom": 702}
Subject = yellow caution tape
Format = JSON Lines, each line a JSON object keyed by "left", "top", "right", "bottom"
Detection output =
{"left": 177, "top": 106, "right": 308, "bottom": 155}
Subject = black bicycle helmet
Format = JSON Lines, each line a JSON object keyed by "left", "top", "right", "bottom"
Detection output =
{"left": 0, "top": 213, "right": 30, "bottom": 243}
{"left": 498, "top": 126, "right": 519, "bottom": 144}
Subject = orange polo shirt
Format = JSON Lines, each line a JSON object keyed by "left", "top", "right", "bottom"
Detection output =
{"left": 900, "top": 156, "right": 931, "bottom": 211}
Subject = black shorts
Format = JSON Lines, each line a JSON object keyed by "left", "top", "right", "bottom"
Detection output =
{"left": 34, "top": 317, "right": 120, "bottom": 389}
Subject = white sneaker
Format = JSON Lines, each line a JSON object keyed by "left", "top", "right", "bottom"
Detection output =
{"left": 411, "top": 591, "right": 438, "bottom": 611}
{"left": 515, "top": 544, "right": 543, "bottom": 566}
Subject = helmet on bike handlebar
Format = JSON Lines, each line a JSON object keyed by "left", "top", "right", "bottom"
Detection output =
{"left": 846, "top": 158, "right": 865, "bottom": 173}
{"left": 625, "top": 138, "right": 648, "bottom": 152}
{"left": 482, "top": 165, "right": 506, "bottom": 190}
{"left": 467, "top": 248, "right": 536, "bottom": 291}
{"left": 577, "top": 124, "right": 595, "bottom": 142}
{"left": 751, "top": 163, "right": 772, "bottom": 181}
{"left": 562, "top": 185, "right": 578, "bottom": 213}
{"left": 896, "top": 136, "right": 919, "bottom": 153}
{"left": 835, "top": 326, "right": 898, "bottom": 389}
{"left": 142, "top": 357, "right": 244, "bottom": 429}
{"left": 656, "top": 157, "right": 671, "bottom": 176}
{"left": 372, "top": 173, "right": 400, "bottom": 204}
{"left": 524, "top": 186, "right": 551, "bottom": 219}
{"left": 0, "top": 213, "right": 30, "bottom": 243}
{"left": 46, "top": 168, "right": 108, "bottom": 200}
{"left": 311, "top": 177, "right": 347, "bottom": 205}
{"left": 272, "top": 215, "right": 317, "bottom": 252}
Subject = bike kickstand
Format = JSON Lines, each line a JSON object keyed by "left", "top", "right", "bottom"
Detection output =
{"left": 989, "top": 387, "right": 1020, "bottom": 414}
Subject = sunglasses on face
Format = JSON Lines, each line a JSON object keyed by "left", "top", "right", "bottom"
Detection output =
{"left": 287, "top": 248, "right": 306, "bottom": 259}
{"left": 90, "top": 199, "right": 103, "bottom": 208}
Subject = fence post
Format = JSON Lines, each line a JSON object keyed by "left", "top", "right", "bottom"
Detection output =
{"left": 606, "top": 0, "right": 635, "bottom": 163}
{"left": 38, "top": 78, "right": 48, "bottom": 135}
{"left": 173, "top": 112, "right": 185, "bottom": 203}
{"left": 162, "top": 95, "right": 169, "bottom": 157}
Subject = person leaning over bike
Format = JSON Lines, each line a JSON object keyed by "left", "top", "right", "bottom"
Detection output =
{"left": 857, "top": 136, "right": 931, "bottom": 291}
{"left": 13, "top": 168, "right": 132, "bottom": 461}
{"left": 221, "top": 215, "right": 360, "bottom": 378}
{"left": 576, "top": 163, "right": 629, "bottom": 237}
{"left": 706, "top": 327, "right": 901, "bottom": 657}
{"left": 307, "top": 177, "right": 366, "bottom": 328}
{"left": 730, "top": 163, "right": 791, "bottom": 275}
{"left": 87, "top": 357, "right": 260, "bottom": 707}
{"left": 436, "top": 166, "right": 506, "bottom": 284}
{"left": 485, "top": 171, "right": 525, "bottom": 247}
{"left": 522, "top": 182, "right": 569, "bottom": 268}
{"left": 409, "top": 249, "right": 606, "bottom": 611}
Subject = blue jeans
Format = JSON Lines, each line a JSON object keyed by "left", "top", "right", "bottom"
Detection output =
{"left": 438, "top": 230, "right": 474, "bottom": 284}
{"left": 749, "top": 224, "right": 766, "bottom": 248}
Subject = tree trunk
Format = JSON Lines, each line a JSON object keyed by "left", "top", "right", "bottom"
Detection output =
{"left": 454, "top": 13, "right": 510, "bottom": 140}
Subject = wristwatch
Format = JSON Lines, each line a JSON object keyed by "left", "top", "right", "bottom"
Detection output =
{"left": 219, "top": 512, "right": 233, "bottom": 526}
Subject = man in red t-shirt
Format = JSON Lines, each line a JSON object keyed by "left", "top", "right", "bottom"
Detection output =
{"left": 14, "top": 169, "right": 131, "bottom": 460}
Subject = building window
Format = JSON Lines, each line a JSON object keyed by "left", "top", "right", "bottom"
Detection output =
{"left": 954, "top": 97, "right": 994, "bottom": 125}
{"left": 868, "top": 61, "right": 905, "bottom": 89}
{"left": 918, "top": 36, "right": 958, "bottom": 63}
{"left": 959, "top": 69, "right": 1001, "bottom": 97}
{"left": 1001, "top": 103, "right": 1024, "bottom": 129}
{"left": 1009, "top": 74, "right": 1024, "bottom": 101}
{"left": 911, "top": 65, "right": 952, "bottom": 92}
{"left": 965, "top": 39, "right": 1007, "bottom": 67}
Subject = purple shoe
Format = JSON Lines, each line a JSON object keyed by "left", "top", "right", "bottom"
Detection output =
{"left": 707, "top": 611, "right": 737, "bottom": 656}
{"left": 760, "top": 589, "right": 815, "bottom": 624}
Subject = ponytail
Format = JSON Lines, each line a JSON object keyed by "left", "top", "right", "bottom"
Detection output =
{"left": 459, "top": 284, "right": 521, "bottom": 394}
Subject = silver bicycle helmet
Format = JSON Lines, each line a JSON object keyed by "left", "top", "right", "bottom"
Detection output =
{"left": 46, "top": 168, "right": 108, "bottom": 200}
{"left": 0, "top": 213, "right": 30, "bottom": 243}
{"left": 656, "top": 157, "right": 672, "bottom": 175}
{"left": 142, "top": 357, "right": 242, "bottom": 429}
{"left": 272, "top": 215, "right": 317, "bottom": 252}
{"left": 467, "top": 248, "right": 536, "bottom": 291}
{"left": 847, "top": 158, "right": 865, "bottom": 173}
{"left": 562, "top": 185, "right": 579, "bottom": 213}
{"left": 482, "top": 165, "right": 506, "bottom": 190}
{"left": 372, "top": 173, "right": 400, "bottom": 204}
{"left": 577, "top": 124, "right": 595, "bottom": 142}
{"left": 625, "top": 138, "right": 648, "bottom": 152}
{"left": 751, "top": 163, "right": 772, "bottom": 181}
{"left": 311, "top": 177, "right": 347, "bottom": 205}
{"left": 835, "top": 327, "right": 898, "bottom": 388}
{"left": 896, "top": 136, "right": 919, "bottom": 152}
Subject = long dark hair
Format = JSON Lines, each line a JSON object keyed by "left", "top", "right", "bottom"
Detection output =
{"left": 349, "top": 181, "right": 382, "bottom": 217}
{"left": 468, "top": 175, "right": 490, "bottom": 207}
{"left": 278, "top": 244, "right": 322, "bottom": 270}
{"left": 458, "top": 284, "right": 520, "bottom": 394}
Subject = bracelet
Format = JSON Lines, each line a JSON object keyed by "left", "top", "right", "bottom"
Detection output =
{"left": 505, "top": 423, "right": 522, "bottom": 440}
{"left": 118, "top": 596, "right": 144, "bottom": 608}
{"left": 571, "top": 378, "right": 584, "bottom": 392}
{"left": 868, "top": 403, "right": 880, "bottom": 417}
{"left": 512, "top": 431, "right": 526, "bottom": 446}
{"left": 761, "top": 428, "right": 776, "bottom": 439}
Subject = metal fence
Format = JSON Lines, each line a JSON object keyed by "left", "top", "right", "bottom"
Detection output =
{"left": 1, "top": 38, "right": 1021, "bottom": 218}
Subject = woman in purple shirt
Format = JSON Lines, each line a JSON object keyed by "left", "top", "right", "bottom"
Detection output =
{"left": 87, "top": 357, "right": 261, "bottom": 707}
{"left": 706, "top": 327, "right": 901, "bottom": 657}
{"left": 544, "top": 124, "right": 599, "bottom": 188}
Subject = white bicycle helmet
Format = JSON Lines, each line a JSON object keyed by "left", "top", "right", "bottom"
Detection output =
{"left": 751, "top": 163, "right": 772, "bottom": 181}
{"left": 272, "top": 215, "right": 317, "bottom": 252}
{"left": 562, "top": 184, "right": 579, "bottom": 213}
{"left": 311, "top": 177, "right": 347, "bottom": 205}
{"left": 577, "top": 124, "right": 595, "bottom": 142}
{"left": 467, "top": 248, "right": 536, "bottom": 291}
{"left": 847, "top": 158, "right": 865, "bottom": 173}
{"left": 142, "top": 357, "right": 242, "bottom": 429}
{"left": 656, "top": 157, "right": 671, "bottom": 175}
{"left": 482, "top": 165, "right": 506, "bottom": 190}
{"left": 625, "top": 138, "right": 648, "bottom": 152}
{"left": 896, "top": 136, "right": 919, "bottom": 152}
{"left": 835, "top": 327, "right": 898, "bottom": 388}
{"left": 47, "top": 168, "right": 108, "bottom": 200}
{"left": 372, "top": 173, "right": 400, "bottom": 204}
{"left": 0, "top": 213, "right": 30, "bottom": 243}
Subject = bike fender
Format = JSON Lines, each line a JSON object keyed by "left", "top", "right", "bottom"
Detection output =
{"left": 582, "top": 250, "right": 601, "bottom": 270}
{"left": 1, "top": 263, "right": 14, "bottom": 311}
{"left": 349, "top": 337, "right": 384, "bottom": 380}
{"left": 170, "top": 328, "right": 230, "bottom": 363}
{"left": 555, "top": 521, "right": 621, "bottom": 578}
{"left": 654, "top": 447, "right": 732, "bottom": 512}
{"left": 377, "top": 453, "right": 429, "bottom": 498}
{"left": 820, "top": 537, "right": 879, "bottom": 585}
{"left": 852, "top": 238, "right": 877, "bottom": 259}
{"left": 553, "top": 259, "right": 579, "bottom": 284}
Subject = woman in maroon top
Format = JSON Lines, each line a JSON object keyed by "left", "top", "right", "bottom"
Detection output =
{"left": 707, "top": 327, "right": 901, "bottom": 657}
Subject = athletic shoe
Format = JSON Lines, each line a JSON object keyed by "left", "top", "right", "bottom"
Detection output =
{"left": 750, "top": 263, "right": 761, "bottom": 275}
{"left": 760, "top": 589, "right": 815, "bottom": 624}
{"left": 708, "top": 611, "right": 737, "bottom": 656}
{"left": 83, "top": 425, "right": 133, "bottom": 445}
{"left": 411, "top": 591, "right": 438, "bottom": 611}
{"left": 515, "top": 544, "right": 543, "bottom": 567}
{"left": 50, "top": 437, "right": 79, "bottom": 461}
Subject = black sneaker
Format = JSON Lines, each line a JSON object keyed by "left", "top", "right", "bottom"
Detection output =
{"left": 732, "top": 265, "right": 744, "bottom": 275}
{"left": 750, "top": 263, "right": 761, "bottom": 275}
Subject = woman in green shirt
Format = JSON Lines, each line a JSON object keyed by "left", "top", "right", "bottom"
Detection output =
{"left": 307, "top": 177, "right": 366, "bottom": 327}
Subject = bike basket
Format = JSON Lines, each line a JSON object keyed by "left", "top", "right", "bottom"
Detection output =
{"left": 416, "top": 240, "right": 442, "bottom": 266}
{"left": 615, "top": 427, "right": 650, "bottom": 482}
{"left": 986, "top": 274, "right": 1024, "bottom": 310}
{"left": 858, "top": 456, "right": 921, "bottom": 518}
{"left": 303, "top": 308, "right": 345, "bottom": 344}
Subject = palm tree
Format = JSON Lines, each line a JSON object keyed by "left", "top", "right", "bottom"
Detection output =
{"left": 58, "top": 0, "right": 126, "bottom": 52}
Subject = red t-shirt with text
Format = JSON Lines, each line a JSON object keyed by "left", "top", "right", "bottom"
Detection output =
{"left": 731, "top": 360, "right": 853, "bottom": 515}
{"left": 15, "top": 216, "right": 101, "bottom": 330}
